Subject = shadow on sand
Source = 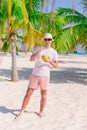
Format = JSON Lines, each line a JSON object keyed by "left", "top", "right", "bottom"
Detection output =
{"left": 50, "top": 67, "right": 87, "bottom": 85}
{"left": 0, "top": 68, "right": 32, "bottom": 81}
{"left": 0, "top": 106, "right": 39, "bottom": 117}
{"left": 0, "top": 106, "right": 19, "bottom": 116}
{"left": 0, "top": 67, "right": 87, "bottom": 85}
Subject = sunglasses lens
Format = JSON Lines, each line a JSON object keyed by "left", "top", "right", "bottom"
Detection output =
{"left": 44, "top": 39, "right": 52, "bottom": 41}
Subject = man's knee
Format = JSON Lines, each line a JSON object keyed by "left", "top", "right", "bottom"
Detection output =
{"left": 26, "top": 88, "right": 34, "bottom": 96}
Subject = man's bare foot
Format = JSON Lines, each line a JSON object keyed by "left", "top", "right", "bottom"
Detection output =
{"left": 39, "top": 112, "right": 45, "bottom": 117}
{"left": 14, "top": 110, "right": 24, "bottom": 120}
{"left": 15, "top": 114, "right": 21, "bottom": 120}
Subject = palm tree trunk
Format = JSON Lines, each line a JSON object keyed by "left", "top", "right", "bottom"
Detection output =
{"left": 11, "top": 42, "right": 19, "bottom": 81}
{"left": 29, "top": 0, "right": 32, "bottom": 10}
{"left": 46, "top": 0, "right": 49, "bottom": 12}
{"left": 70, "top": 0, "right": 76, "bottom": 34}
{"left": 72, "top": 0, "right": 76, "bottom": 21}
{"left": 51, "top": 0, "right": 56, "bottom": 12}
{"left": 41, "top": 0, "right": 45, "bottom": 12}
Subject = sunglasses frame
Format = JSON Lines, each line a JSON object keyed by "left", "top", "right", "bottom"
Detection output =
{"left": 44, "top": 38, "right": 52, "bottom": 41}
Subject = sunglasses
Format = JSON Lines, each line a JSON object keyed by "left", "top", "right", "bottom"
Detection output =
{"left": 44, "top": 38, "right": 52, "bottom": 41}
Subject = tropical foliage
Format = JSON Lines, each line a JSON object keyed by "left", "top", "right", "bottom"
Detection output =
{"left": 55, "top": 7, "right": 87, "bottom": 53}
{"left": 0, "top": 0, "right": 43, "bottom": 81}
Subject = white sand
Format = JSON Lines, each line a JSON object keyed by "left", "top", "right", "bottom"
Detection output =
{"left": 0, "top": 53, "right": 87, "bottom": 130}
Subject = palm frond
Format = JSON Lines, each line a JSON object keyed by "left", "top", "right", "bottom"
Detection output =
{"left": 22, "top": 21, "right": 44, "bottom": 51}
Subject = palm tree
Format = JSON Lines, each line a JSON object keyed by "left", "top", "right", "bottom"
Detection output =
{"left": 0, "top": 0, "right": 45, "bottom": 81}
{"left": 54, "top": 6, "right": 87, "bottom": 53}
{"left": 0, "top": 0, "right": 29, "bottom": 81}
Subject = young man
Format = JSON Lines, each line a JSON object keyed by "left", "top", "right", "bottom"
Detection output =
{"left": 16, "top": 33, "right": 58, "bottom": 118}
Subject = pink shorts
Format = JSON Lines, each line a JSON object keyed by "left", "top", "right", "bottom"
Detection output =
{"left": 28, "top": 75, "right": 50, "bottom": 90}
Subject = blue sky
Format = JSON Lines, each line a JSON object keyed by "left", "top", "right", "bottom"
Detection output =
{"left": 54, "top": 0, "right": 83, "bottom": 12}
{"left": 43, "top": 0, "right": 84, "bottom": 14}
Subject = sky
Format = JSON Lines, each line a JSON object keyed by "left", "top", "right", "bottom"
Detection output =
{"left": 55, "top": 0, "right": 83, "bottom": 12}
{"left": 43, "top": 0, "right": 84, "bottom": 14}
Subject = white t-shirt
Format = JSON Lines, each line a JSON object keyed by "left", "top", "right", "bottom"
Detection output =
{"left": 31, "top": 46, "right": 58, "bottom": 76}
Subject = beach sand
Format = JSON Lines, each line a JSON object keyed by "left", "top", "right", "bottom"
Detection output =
{"left": 0, "top": 53, "right": 87, "bottom": 130}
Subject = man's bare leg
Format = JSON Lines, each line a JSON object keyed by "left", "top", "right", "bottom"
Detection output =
{"left": 15, "top": 88, "right": 34, "bottom": 119}
{"left": 39, "top": 90, "right": 47, "bottom": 117}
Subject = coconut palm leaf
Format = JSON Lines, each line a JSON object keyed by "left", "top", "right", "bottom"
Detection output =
{"left": 83, "top": 0, "right": 87, "bottom": 9}
{"left": 55, "top": 7, "right": 87, "bottom": 52}
{"left": 22, "top": 21, "right": 44, "bottom": 51}
{"left": 57, "top": 8, "right": 86, "bottom": 25}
